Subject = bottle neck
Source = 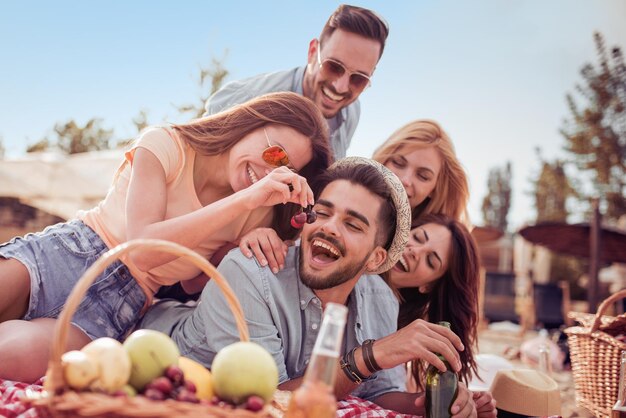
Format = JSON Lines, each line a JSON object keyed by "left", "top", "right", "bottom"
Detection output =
{"left": 304, "top": 349, "right": 338, "bottom": 388}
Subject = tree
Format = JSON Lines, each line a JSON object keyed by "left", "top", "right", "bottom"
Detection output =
{"left": 26, "top": 137, "right": 51, "bottom": 153}
{"left": 176, "top": 55, "right": 229, "bottom": 119}
{"left": 561, "top": 32, "right": 626, "bottom": 222}
{"left": 530, "top": 150, "right": 584, "bottom": 297}
{"left": 0, "top": 136, "right": 5, "bottom": 159}
{"left": 481, "top": 161, "right": 512, "bottom": 231}
{"left": 27, "top": 118, "right": 113, "bottom": 154}
{"left": 55, "top": 118, "right": 113, "bottom": 154}
{"left": 532, "top": 149, "right": 577, "bottom": 223}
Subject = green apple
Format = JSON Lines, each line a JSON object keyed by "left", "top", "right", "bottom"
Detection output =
{"left": 211, "top": 341, "right": 278, "bottom": 404}
{"left": 123, "top": 330, "right": 180, "bottom": 391}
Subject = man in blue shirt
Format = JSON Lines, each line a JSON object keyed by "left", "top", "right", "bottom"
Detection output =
{"left": 204, "top": 5, "right": 389, "bottom": 159}
{"left": 141, "top": 157, "right": 479, "bottom": 416}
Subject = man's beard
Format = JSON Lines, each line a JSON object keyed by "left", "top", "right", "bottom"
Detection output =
{"left": 298, "top": 241, "right": 371, "bottom": 290}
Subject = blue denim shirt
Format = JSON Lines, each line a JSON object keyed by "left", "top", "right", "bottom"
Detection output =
{"left": 203, "top": 66, "right": 360, "bottom": 159}
{"left": 140, "top": 245, "right": 405, "bottom": 401}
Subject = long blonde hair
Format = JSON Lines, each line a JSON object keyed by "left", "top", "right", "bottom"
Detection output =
{"left": 372, "top": 120, "right": 469, "bottom": 224}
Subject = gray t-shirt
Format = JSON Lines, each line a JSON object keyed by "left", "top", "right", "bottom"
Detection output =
{"left": 140, "top": 245, "right": 405, "bottom": 401}
{"left": 203, "top": 66, "right": 360, "bottom": 159}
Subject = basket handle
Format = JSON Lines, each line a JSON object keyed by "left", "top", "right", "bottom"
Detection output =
{"left": 45, "top": 238, "right": 250, "bottom": 394}
{"left": 590, "top": 289, "right": 626, "bottom": 333}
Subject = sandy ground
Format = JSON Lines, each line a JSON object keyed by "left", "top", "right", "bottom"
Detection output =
{"left": 477, "top": 327, "right": 595, "bottom": 417}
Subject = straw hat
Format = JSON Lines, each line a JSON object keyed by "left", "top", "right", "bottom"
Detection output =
{"left": 328, "top": 157, "right": 411, "bottom": 274}
{"left": 490, "top": 369, "right": 561, "bottom": 416}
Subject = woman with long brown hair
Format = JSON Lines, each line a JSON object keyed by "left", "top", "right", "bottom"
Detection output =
{"left": 387, "top": 214, "right": 480, "bottom": 392}
{"left": 0, "top": 91, "right": 332, "bottom": 382}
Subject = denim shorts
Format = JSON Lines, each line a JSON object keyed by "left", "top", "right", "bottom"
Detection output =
{"left": 0, "top": 220, "right": 146, "bottom": 341}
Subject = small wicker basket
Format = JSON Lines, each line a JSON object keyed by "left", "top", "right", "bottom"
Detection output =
{"left": 25, "top": 238, "right": 285, "bottom": 418}
{"left": 564, "top": 289, "right": 626, "bottom": 418}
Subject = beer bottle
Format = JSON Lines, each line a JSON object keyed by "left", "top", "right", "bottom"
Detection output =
{"left": 612, "top": 351, "right": 626, "bottom": 418}
{"left": 286, "top": 302, "right": 348, "bottom": 418}
{"left": 425, "top": 321, "right": 459, "bottom": 418}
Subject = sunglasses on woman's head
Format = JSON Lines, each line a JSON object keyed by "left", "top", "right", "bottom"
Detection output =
{"left": 317, "top": 43, "right": 372, "bottom": 92}
{"left": 262, "top": 128, "right": 291, "bottom": 168}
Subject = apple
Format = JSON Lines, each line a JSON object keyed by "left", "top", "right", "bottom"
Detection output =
{"left": 211, "top": 342, "right": 278, "bottom": 404}
{"left": 123, "top": 330, "right": 180, "bottom": 391}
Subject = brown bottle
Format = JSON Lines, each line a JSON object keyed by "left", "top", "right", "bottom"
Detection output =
{"left": 285, "top": 303, "right": 347, "bottom": 418}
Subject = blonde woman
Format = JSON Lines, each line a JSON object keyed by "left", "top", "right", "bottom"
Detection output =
{"left": 372, "top": 119, "right": 470, "bottom": 225}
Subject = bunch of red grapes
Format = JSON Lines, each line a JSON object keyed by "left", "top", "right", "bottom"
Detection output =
{"left": 142, "top": 365, "right": 199, "bottom": 403}
{"left": 209, "top": 394, "right": 265, "bottom": 412}
{"left": 138, "top": 365, "right": 266, "bottom": 412}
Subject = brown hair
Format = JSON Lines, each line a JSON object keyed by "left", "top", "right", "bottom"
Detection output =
{"left": 396, "top": 214, "right": 480, "bottom": 389}
{"left": 315, "top": 163, "right": 396, "bottom": 250}
{"left": 320, "top": 4, "right": 389, "bottom": 58}
{"left": 173, "top": 92, "right": 333, "bottom": 239}
{"left": 372, "top": 119, "right": 470, "bottom": 225}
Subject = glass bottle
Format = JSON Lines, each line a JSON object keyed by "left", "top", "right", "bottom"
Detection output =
{"left": 612, "top": 351, "right": 626, "bottom": 417}
{"left": 425, "top": 321, "right": 459, "bottom": 418}
{"left": 286, "top": 302, "right": 348, "bottom": 418}
{"left": 538, "top": 329, "right": 552, "bottom": 375}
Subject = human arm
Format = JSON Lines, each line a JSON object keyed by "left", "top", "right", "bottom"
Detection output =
{"left": 125, "top": 136, "right": 312, "bottom": 271}
{"left": 238, "top": 227, "right": 289, "bottom": 274}
{"left": 473, "top": 391, "right": 497, "bottom": 418}
{"left": 333, "top": 320, "right": 464, "bottom": 411}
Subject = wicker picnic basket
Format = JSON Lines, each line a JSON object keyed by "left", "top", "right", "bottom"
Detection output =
{"left": 564, "top": 289, "right": 626, "bottom": 418}
{"left": 27, "top": 239, "right": 287, "bottom": 418}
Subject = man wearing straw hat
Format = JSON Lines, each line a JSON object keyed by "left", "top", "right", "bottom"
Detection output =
{"left": 141, "top": 157, "right": 482, "bottom": 416}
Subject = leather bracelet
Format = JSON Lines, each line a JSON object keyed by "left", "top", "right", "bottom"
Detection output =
{"left": 340, "top": 346, "right": 369, "bottom": 384}
{"left": 362, "top": 339, "right": 382, "bottom": 373}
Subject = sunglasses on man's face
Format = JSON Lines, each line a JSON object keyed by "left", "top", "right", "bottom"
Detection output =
{"left": 317, "top": 43, "right": 372, "bottom": 92}
{"left": 262, "top": 128, "right": 291, "bottom": 168}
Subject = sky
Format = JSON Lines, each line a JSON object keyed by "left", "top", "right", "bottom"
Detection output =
{"left": 1, "top": 1, "right": 625, "bottom": 229}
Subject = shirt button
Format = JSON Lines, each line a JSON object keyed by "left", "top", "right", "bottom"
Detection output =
{"left": 312, "top": 323, "right": 318, "bottom": 330}
{"left": 300, "top": 300, "right": 305, "bottom": 305}
{"left": 305, "top": 359, "right": 310, "bottom": 365}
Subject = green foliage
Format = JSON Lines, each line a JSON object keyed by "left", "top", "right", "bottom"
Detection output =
{"left": 55, "top": 119, "right": 113, "bottom": 154}
{"left": 531, "top": 151, "right": 585, "bottom": 291}
{"left": 26, "top": 137, "right": 51, "bottom": 153}
{"left": 0, "top": 136, "right": 5, "bottom": 159}
{"left": 176, "top": 55, "right": 229, "bottom": 120}
{"left": 26, "top": 119, "right": 113, "bottom": 154}
{"left": 532, "top": 151, "right": 577, "bottom": 223}
{"left": 481, "top": 161, "right": 512, "bottom": 232}
{"left": 22, "top": 56, "right": 230, "bottom": 155}
{"left": 561, "top": 32, "right": 626, "bottom": 222}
